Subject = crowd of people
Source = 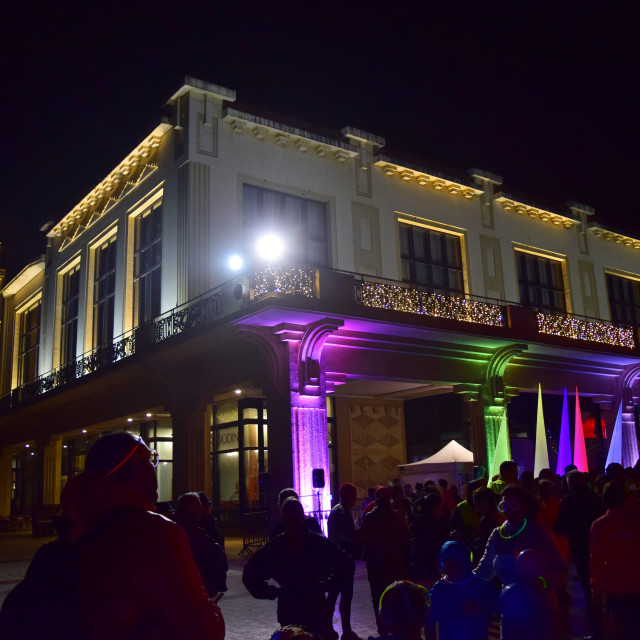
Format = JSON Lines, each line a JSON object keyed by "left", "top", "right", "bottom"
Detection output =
{"left": 1, "top": 431, "right": 639, "bottom": 640}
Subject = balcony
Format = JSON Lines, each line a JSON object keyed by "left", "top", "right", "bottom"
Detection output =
{"left": 1, "top": 266, "right": 636, "bottom": 413}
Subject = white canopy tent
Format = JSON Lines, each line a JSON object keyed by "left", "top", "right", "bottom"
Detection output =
{"left": 397, "top": 440, "right": 474, "bottom": 490}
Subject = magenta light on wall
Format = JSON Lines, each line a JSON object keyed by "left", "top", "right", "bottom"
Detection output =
{"left": 291, "top": 402, "right": 331, "bottom": 530}
{"left": 605, "top": 402, "right": 623, "bottom": 468}
{"left": 556, "top": 388, "right": 572, "bottom": 475}
{"left": 573, "top": 387, "right": 589, "bottom": 472}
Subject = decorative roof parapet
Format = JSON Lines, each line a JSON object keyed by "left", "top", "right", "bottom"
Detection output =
{"left": 468, "top": 168, "right": 503, "bottom": 185}
{"left": 168, "top": 77, "right": 236, "bottom": 103}
{"left": 48, "top": 123, "right": 172, "bottom": 244}
{"left": 340, "top": 126, "right": 385, "bottom": 148}
{"left": 374, "top": 154, "right": 483, "bottom": 199}
{"left": 495, "top": 193, "right": 579, "bottom": 228}
{"left": 223, "top": 107, "right": 360, "bottom": 160}
{"left": 589, "top": 224, "right": 640, "bottom": 249}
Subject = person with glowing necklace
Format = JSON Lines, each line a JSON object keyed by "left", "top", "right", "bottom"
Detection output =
{"left": 473, "top": 485, "right": 567, "bottom": 592}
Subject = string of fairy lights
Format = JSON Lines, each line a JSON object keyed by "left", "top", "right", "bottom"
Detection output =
{"left": 250, "top": 270, "right": 635, "bottom": 349}
{"left": 253, "top": 266, "right": 315, "bottom": 299}
{"left": 536, "top": 312, "right": 635, "bottom": 349}
{"left": 359, "top": 282, "right": 505, "bottom": 327}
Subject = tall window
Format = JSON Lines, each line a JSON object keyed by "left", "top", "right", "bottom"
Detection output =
{"left": 606, "top": 273, "right": 640, "bottom": 326}
{"left": 133, "top": 202, "right": 162, "bottom": 327}
{"left": 243, "top": 184, "right": 329, "bottom": 267}
{"left": 17, "top": 300, "right": 41, "bottom": 385}
{"left": 211, "top": 398, "right": 268, "bottom": 520}
{"left": 516, "top": 252, "right": 566, "bottom": 312}
{"left": 145, "top": 419, "right": 173, "bottom": 502}
{"left": 93, "top": 237, "right": 117, "bottom": 347}
{"left": 60, "top": 264, "right": 81, "bottom": 365}
{"left": 399, "top": 223, "right": 464, "bottom": 295}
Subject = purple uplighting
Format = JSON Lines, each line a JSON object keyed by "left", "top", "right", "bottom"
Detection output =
{"left": 556, "top": 388, "right": 572, "bottom": 475}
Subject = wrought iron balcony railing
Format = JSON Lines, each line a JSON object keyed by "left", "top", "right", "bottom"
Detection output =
{"left": 0, "top": 266, "right": 635, "bottom": 412}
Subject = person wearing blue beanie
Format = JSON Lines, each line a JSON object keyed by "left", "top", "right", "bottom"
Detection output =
{"left": 425, "top": 541, "right": 498, "bottom": 640}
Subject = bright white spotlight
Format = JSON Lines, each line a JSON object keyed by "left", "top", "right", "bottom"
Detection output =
{"left": 228, "top": 254, "right": 243, "bottom": 271}
{"left": 256, "top": 233, "right": 284, "bottom": 262}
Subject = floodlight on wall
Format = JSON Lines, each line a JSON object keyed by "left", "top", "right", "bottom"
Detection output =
{"left": 228, "top": 254, "right": 244, "bottom": 271}
{"left": 256, "top": 233, "right": 284, "bottom": 262}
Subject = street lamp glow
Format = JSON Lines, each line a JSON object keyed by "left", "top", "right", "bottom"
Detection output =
{"left": 256, "top": 233, "right": 284, "bottom": 262}
{"left": 228, "top": 254, "right": 243, "bottom": 271}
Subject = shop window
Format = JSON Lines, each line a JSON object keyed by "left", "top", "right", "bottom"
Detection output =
{"left": 399, "top": 223, "right": 464, "bottom": 295}
{"left": 211, "top": 398, "right": 268, "bottom": 516}
{"left": 606, "top": 273, "right": 640, "bottom": 326}
{"left": 145, "top": 419, "right": 173, "bottom": 502}
{"left": 516, "top": 251, "right": 566, "bottom": 312}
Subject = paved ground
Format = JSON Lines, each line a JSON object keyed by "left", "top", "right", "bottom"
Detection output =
{"left": 1, "top": 532, "right": 589, "bottom": 639}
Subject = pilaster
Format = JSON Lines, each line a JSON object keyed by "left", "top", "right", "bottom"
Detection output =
{"left": 43, "top": 436, "right": 62, "bottom": 506}
{"left": 618, "top": 364, "right": 640, "bottom": 467}
{"left": 276, "top": 319, "right": 342, "bottom": 518}
{"left": 0, "top": 448, "right": 12, "bottom": 517}
{"left": 170, "top": 400, "right": 209, "bottom": 498}
{"left": 482, "top": 344, "right": 527, "bottom": 474}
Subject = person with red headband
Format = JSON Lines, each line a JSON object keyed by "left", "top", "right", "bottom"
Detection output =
{"left": 71, "top": 432, "right": 225, "bottom": 639}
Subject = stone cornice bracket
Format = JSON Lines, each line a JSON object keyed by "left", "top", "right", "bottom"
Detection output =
{"left": 453, "top": 383, "right": 482, "bottom": 403}
{"left": 298, "top": 319, "right": 344, "bottom": 395}
{"left": 483, "top": 343, "right": 528, "bottom": 405}
{"left": 589, "top": 224, "right": 640, "bottom": 250}
{"left": 48, "top": 123, "right": 171, "bottom": 244}
{"left": 496, "top": 194, "right": 579, "bottom": 229}
{"left": 375, "top": 155, "right": 482, "bottom": 199}
{"left": 618, "top": 363, "right": 640, "bottom": 408}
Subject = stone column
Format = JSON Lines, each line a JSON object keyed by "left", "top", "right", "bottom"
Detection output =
{"left": 618, "top": 364, "right": 640, "bottom": 468}
{"left": 483, "top": 402, "right": 509, "bottom": 476}
{"left": 482, "top": 344, "right": 526, "bottom": 476}
{"left": 170, "top": 401, "right": 209, "bottom": 499}
{"left": 287, "top": 340, "right": 331, "bottom": 518}
{"left": 0, "top": 448, "right": 12, "bottom": 517}
{"left": 43, "top": 436, "right": 62, "bottom": 506}
{"left": 277, "top": 320, "right": 341, "bottom": 521}
{"left": 461, "top": 397, "right": 487, "bottom": 471}
{"left": 621, "top": 403, "right": 639, "bottom": 468}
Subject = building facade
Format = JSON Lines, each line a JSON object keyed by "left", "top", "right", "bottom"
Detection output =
{"left": 1, "top": 77, "right": 639, "bottom": 531}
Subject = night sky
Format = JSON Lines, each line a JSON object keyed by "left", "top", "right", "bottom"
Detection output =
{"left": 2, "top": 2, "right": 639, "bottom": 281}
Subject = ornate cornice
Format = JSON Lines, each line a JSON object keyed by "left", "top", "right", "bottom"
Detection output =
{"left": 589, "top": 224, "right": 640, "bottom": 250}
{"left": 223, "top": 107, "right": 359, "bottom": 162}
{"left": 374, "top": 155, "right": 482, "bottom": 199}
{"left": 495, "top": 194, "right": 578, "bottom": 228}
{"left": 49, "top": 124, "right": 172, "bottom": 247}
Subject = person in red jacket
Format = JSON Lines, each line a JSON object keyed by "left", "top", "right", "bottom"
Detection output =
{"left": 590, "top": 481, "right": 640, "bottom": 640}
{"left": 71, "top": 432, "right": 225, "bottom": 639}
